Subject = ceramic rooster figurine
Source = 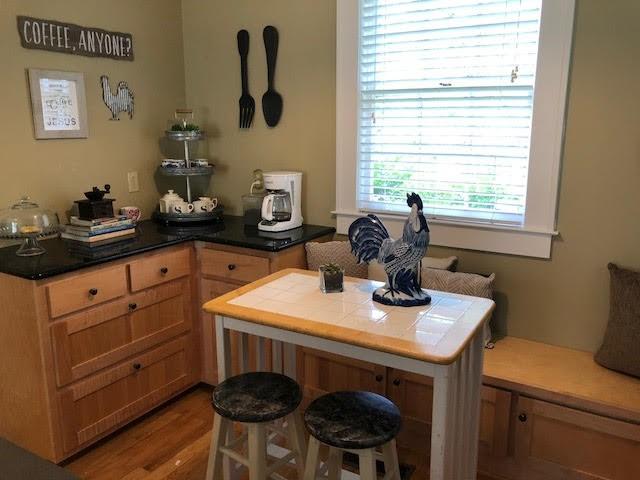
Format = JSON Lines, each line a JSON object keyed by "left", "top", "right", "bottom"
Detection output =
{"left": 349, "top": 193, "right": 431, "bottom": 307}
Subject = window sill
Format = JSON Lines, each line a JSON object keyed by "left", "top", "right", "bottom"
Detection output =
{"left": 333, "top": 210, "right": 557, "bottom": 259}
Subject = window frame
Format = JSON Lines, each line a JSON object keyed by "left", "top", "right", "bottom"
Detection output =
{"left": 334, "top": 0, "right": 576, "bottom": 258}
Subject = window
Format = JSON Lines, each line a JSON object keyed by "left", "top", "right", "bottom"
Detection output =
{"left": 335, "top": 0, "right": 575, "bottom": 258}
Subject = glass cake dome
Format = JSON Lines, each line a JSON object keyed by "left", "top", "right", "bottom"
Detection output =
{"left": 0, "top": 196, "right": 60, "bottom": 256}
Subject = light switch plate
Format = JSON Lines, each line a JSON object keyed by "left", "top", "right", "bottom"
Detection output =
{"left": 127, "top": 171, "right": 139, "bottom": 192}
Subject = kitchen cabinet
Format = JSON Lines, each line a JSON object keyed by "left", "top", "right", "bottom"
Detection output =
{"left": 296, "top": 348, "right": 387, "bottom": 404}
{"left": 197, "top": 242, "right": 313, "bottom": 384}
{"left": 0, "top": 217, "right": 336, "bottom": 463}
{"left": 0, "top": 245, "right": 198, "bottom": 462}
{"left": 296, "top": 348, "right": 512, "bottom": 467}
{"left": 513, "top": 396, "right": 640, "bottom": 480}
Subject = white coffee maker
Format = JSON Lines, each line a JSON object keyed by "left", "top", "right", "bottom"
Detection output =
{"left": 258, "top": 171, "right": 303, "bottom": 232}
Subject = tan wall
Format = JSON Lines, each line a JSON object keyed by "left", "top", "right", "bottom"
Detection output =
{"left": 0, "top": 0, "right": 185, "bottom": 221}
{"left": 183, "top": 0, "right": 640, "bottom": 352}
{"left": 181, "top": 0, "right": 336, "bottom": 226}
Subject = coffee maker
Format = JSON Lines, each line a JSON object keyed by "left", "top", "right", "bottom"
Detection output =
{"left": 258, "top": 171, "right": 303, "bottom": 232}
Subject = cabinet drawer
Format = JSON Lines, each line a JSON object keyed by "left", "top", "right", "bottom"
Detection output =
{"left": 51, "top": 278, "right": 192, "bottom": 386}
{"left": 47, "top": 265, "right": 127, "bottom": 318}
{"left": 515, "top": 396, "right": 640, "bottom": 480}
{"left": 200, "top": 249, "right": 269, "bottom": 283}
{"left": 129, "top": 247, "right": 191, "bottom": 291}
{"left": 58, "top": 335, "right": 194, "bottom": 454}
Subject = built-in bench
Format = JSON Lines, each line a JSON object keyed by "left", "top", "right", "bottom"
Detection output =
{"left": 481, "top": 336, "right": 640, "bottom": 480}
{"left": 484, "top": 336, "right": 640, "bottom": 424}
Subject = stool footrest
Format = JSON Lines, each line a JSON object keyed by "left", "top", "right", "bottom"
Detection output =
{"left": 266, "top": 451, "right": 297, "bottom": 476}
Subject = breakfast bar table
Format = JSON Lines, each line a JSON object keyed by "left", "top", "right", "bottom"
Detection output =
{"left": 203, "top": 268, "right": 495, "bottom": 480}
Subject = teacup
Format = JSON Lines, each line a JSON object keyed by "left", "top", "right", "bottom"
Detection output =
{"left": 193, "top": 196, "right": 218, "bottom": 213}
{"left": 173, "top": 201, "right": 194, "bottom": 214}
{"left": 120, "top": 206, "right": 141, "bottom": 222}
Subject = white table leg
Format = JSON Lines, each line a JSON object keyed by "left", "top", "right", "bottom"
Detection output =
{"left": 465, "top": 332, "right": 484, "bottom": 478}
{"left": 430, "top": 331, "right": 484, "bottom": 480}
{"left": 215, "top": 316, "right": 240, "bottom": 480}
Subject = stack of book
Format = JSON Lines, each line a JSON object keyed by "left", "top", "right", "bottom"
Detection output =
{"left": 61, "top": 216, "right": 136, "bottom": 244}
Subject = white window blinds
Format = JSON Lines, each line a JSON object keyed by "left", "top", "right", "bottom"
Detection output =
{"left": 359, "top": 0, "right": 542, "bottom": 225}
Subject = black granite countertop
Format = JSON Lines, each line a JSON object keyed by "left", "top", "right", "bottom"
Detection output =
{"left": 0, "top": 216, "right": 335, "bottom": 280}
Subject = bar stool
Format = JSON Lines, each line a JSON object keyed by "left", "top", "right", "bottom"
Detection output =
{"left": 303, "top": 391, "right": 402, "bottom": 480}
{"left": 205, "top": 372, "right": 307, "bottom": 480}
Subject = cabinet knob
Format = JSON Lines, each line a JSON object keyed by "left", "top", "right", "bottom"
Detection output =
{"left": 128, "top": 303, "right": 138, "bottom": 311}
{"left": 160, "top": 267, "right": 169, "bottom": 275}
{"left": 393, "top": 378, "right": 401, "bottom": 386}
{"left": 518, "top": 413, "right": 528, "bottom": 423}
{"left": 88, "top": 288, "right": 98, "bottom": 297}
{"left": 133, "top": 362, "right": 142, "bottom": 370}
{"left": 375, "top": 374, "right": 383, "bottom": 382}
{"left": 227, "top": 264, "right": 236, "bottom": 271}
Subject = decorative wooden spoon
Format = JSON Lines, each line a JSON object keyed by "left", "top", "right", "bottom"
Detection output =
{"left": 262, "top": 26, "right": 282, "bottom": 127}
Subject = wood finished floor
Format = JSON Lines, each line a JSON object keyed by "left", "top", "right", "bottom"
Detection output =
{"left": 64, "top": 387, "right": 498, "bottom": 479}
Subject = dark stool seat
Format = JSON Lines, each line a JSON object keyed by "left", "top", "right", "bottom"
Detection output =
{"left": 304, "top": 391, "right": 402, "bottom": 450}
{"left": 212, "top": 372, "right": 302, "bottom": 423}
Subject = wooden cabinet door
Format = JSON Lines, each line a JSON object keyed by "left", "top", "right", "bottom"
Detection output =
{"left": 200, "top": 278, "right": 273, "bottom": 384}
{"left": 386, "top": 369, "right": 511, "bottom": 458}
{"left": 51, "top": 278, "right": 192, "bottom": 386}
{"left": 514, "top": 396, "right": 640, "bottom": 480}
{"left": 57, "top": 336, "right": 194, "bottom": 454}
{"left": 296, "top": 347, "right": 386, "bottom": 409}
{"left": 200, "top": 279, "right": 236, "bottom": 384}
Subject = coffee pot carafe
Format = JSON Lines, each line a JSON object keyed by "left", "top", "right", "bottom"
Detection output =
{"left": 258, "top": 171, "right": 303, "bottom": 232}
{"left": 261, "top": 191, "right": 292, "bottom": 223}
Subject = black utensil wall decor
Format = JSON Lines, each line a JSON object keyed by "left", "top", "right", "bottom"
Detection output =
{"left": 237, "top": 29, "right": 255, "bottom": 129}
{"left": 262, "top": 25, "right": 283, "bottom": 127}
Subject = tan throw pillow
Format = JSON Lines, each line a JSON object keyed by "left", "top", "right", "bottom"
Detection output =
{"left": 368, "top": 256, "right": 458, "bottom": 282}
{"left": 594, "top": 263, "right": 640, "bottom": 378}
{"left": 305, "top": 241, "right": 368, "bottom": 279}
{"left": 423, "top": 268, "right": 495, "bottom": 347}
{"left": 422, "top": 268, "right": 494, "bottom": 299}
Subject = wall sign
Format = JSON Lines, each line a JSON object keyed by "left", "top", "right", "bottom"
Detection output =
{"left": 28, "top": 69, "right": 88, "bottom": 139}
{"left": 17, "top": 16, "right": 134, "bottom": 61}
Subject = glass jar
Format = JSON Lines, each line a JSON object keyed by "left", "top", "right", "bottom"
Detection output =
{"left": 0, "top": 196, "right": 60, "bottom": 256}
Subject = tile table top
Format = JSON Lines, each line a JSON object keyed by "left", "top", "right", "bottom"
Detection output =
{"left": 203, "top": 268, "right": 495, "bottom": 364}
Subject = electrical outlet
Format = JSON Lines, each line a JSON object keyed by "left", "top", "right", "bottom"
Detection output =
{"left": 127, "top": 171, "right": 139, "bottom": 192}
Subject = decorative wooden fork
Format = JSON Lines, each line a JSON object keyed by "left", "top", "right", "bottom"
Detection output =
{"left": 237, "top": 29, "right": 255, "bottom": 129}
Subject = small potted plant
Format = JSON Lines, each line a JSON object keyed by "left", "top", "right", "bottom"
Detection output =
{"left": 319, "top": 263, "right": 345, "bottom": 293}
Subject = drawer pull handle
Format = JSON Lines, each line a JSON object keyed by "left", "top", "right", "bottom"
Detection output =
{"left": 227, "top": 264, "right": 236, "bottom": 271}
{"left": 518, "top": 413, "right": 528, "bottom": 423}
{"left": 375, "top": 374, "right": 383, "bottom": 382}
{"left": 392, "top": 378, "right": 401, "bottom": 386}
{"left": 128, "top": 303, "right": 138, "bottom": 311}
{"left": 88, "top": 288, "right": 98, "bottom": 297}
{"left": 160, "top": 267, "right": 169, "bottom": 275}
{"left": 133, "top": 362, "right": 142, "bottom": 370}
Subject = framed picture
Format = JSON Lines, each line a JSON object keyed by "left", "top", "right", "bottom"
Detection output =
{"left": 27, "top": 69, "right": 88, "bottom": 139}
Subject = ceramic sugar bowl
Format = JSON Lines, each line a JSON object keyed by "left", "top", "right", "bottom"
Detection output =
{"left": 159, "top": 190, "right": 182, "bottom": 213}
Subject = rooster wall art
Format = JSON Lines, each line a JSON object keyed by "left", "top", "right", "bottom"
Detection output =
{"left": 349, "top": 192, "right": 431, "bottom": 307}
{"left": 100, "top": 75, "right": 134, "bottom": 121}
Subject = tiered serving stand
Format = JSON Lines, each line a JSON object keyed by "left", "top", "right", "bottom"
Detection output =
{"left": 153, "top": 129, "right": 223, "bottom": 225}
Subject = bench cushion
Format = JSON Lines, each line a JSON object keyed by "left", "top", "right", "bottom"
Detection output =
{"left": 595, "top": 263, "right": 640, "bottom": 378}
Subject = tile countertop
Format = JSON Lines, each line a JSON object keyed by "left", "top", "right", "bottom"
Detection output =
{"left": 203, "top": 269, "right": 495, "bottom": 365}
{"left": 0, "top": 217, "right": 335, "bottom": 280}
